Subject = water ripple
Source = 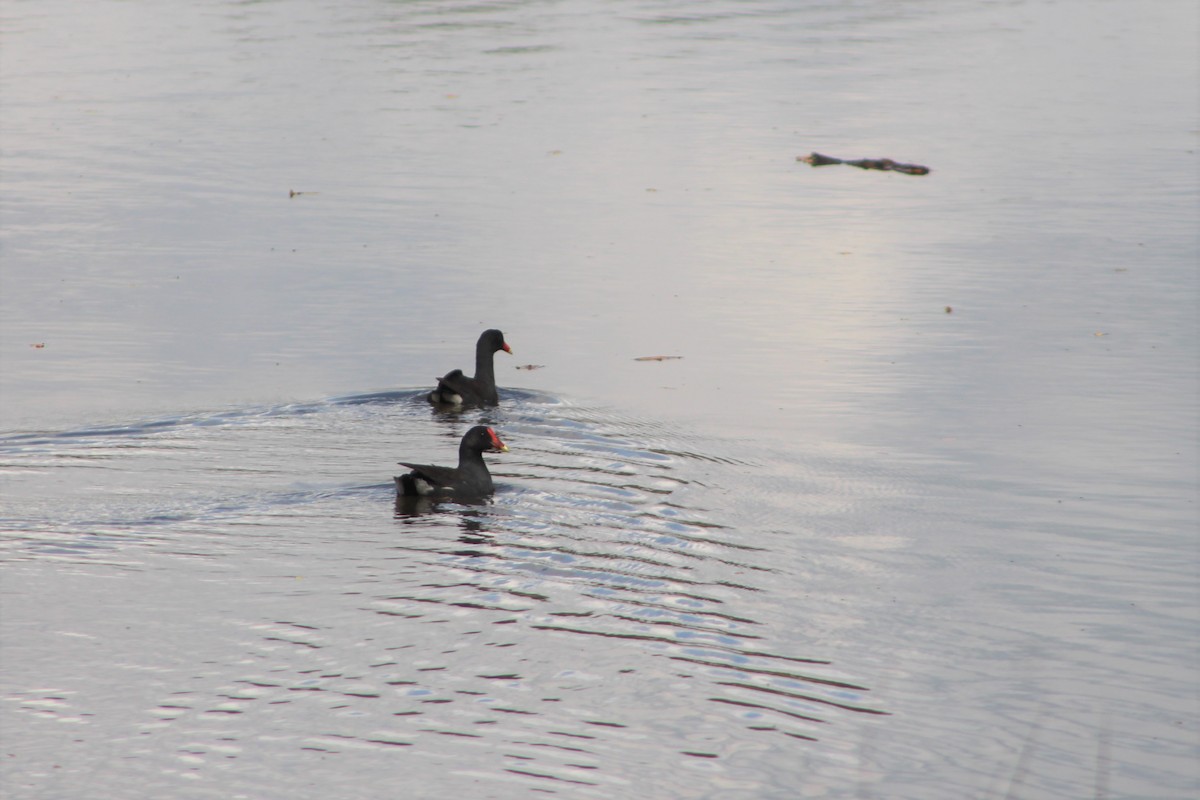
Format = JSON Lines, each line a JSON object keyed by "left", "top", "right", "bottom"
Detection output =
{"left": 1, "top": 388, "right": 883, "bottom": 796}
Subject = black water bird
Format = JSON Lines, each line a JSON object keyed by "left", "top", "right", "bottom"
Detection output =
{"left": 394, "top": 425, "right": 508, "bottom": 497}
{"left": 428, "top": 329, "right": 511, "bottom": 407}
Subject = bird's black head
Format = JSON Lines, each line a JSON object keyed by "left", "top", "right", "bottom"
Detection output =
{"left": 479, "top": 329, "right": 511, "bottom": 355}
{"left": 464, "top": 425, "right": 508, "bottom": 453}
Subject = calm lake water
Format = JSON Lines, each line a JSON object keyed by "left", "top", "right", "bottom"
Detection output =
{"left": 2, "top": 1, "right": 1197, "bottom": 798}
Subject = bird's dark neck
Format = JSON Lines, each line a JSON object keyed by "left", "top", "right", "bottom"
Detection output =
{"left": 458, "top": 444, "right": 488, "bottom": 472}
{"left": 473, "top": 344, "right": 496, "bottom": 384}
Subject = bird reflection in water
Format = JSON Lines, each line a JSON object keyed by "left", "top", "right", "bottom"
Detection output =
{"left": 393, "top": 494, "right": 498, "bottom": 553}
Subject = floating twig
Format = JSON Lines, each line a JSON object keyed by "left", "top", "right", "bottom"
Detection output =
{"left": 799, "top": 152, "right": 930, "bottom": 176}
{"left": 634, "top": 355, "right": 683, "bottom": 362}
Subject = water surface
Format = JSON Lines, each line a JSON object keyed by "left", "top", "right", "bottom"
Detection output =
{"left": 2, "top": 1, "right": 1196, "bottom": 798}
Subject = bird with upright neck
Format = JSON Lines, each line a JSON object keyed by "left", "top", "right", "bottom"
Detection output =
{"left": 428, "top": 329, "right": 512, "bottom": 407}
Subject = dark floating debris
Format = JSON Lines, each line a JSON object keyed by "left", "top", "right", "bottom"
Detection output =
{"left": 799, "top": 152, "right": 930, "bottom": 176}
{"left": 288, "top": 190, "right": 320, "bottom": 198}
{"left": 634, "top": 355, "right": 683, "bottom": 362}
{"left": 514, "top": 364, "right": 545, "bottom": 371}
